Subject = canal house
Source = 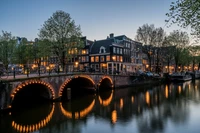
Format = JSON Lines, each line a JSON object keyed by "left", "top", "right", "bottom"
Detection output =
{"left": 114, "top": 35, "right": 143, "bottom": 73}
{"left": 89, "top": 34, "right": 127, "bottom": 74}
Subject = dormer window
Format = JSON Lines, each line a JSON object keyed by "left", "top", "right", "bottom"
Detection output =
{"left": 99, "top": 46, "right": 106, "bottom": 53}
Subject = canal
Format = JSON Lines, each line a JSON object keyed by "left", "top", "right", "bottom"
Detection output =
{"left": 1, "top": 80, "right": 200, "bottom": 133}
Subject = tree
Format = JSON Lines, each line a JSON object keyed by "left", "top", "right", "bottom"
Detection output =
{"left": 33, "top": 38, "right": 52, "bottom": 74}
{"left": 188, "top": 45, "right": 200, "bottom": 71}
{"left": 13, "top": 37, "right": 30, "bottom": 65}
{"left": 154, "top": 28, "right": 166, "bottom": 73}
{"left": 0, "top": 31, "right": 16, "bottom": 69}
{"left": 135, "top": 24, "right": 165, "bottom": 72}
{"left": 39, "top": 10, "right": 83, "bottom": 72}
{"left": 162, "top": 37, "right": 175, "bottom": 73}
{"left": 167, "top": 30, "right": 190, "bottom": 72}
{"left": 179, "top": 48, "right": 191, "bottom": 70}
{"left": 166, "top": 0, "right": 200, "bottom": 40}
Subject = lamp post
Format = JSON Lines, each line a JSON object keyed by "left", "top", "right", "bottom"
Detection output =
{"left": 34, "top": 38, "right": 40, "bottom": 76}
{"left": 148, "top": 47, "right": 153, "bottom": 72}
{"left": 75, "top": 61, "right": 79, "bottom": 72}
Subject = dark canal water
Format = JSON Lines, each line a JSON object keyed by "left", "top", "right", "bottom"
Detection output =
{"left": 1, "top": 80, "right": 200, "bottom": 133}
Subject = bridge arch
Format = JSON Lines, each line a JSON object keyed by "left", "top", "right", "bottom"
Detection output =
{"left": 59, "top": 75, "right": 95, "bottom": 97}
{"left": 10, "top": 79, "right": 55, "bottom": 108}
{"left": 98, "top": 75, "right": 113, "bottom": 90}
{"left": 11, "top": 103, "right": 55, "bottom": 133}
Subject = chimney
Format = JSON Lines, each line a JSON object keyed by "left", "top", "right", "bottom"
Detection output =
{"left": 110, "top": 33, "right": 114, "bottom": 38}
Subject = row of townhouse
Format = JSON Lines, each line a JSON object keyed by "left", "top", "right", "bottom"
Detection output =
{"left": 18, "top": 33, "right": 198, "bottom": 74}
{"left": 63, "top": 33, "right": 144, "bottom": 74}
{"left": 34, "top": 33, "right": 180, "bottom": 74}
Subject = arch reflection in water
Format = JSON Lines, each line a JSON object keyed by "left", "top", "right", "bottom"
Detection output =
{"left": 11, "top": 103, "right": 55, "bottom": 133}
{"left": 60, "top": 95, "right": 95, "bottom": 119}
{"left": 98, "top": 90, "right": 113, "bottom": 106}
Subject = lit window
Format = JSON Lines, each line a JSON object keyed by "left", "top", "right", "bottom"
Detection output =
{"left": 120, "top": 56, "right": 123, "bottom": 62}
{"left": 82, "top": 50, "right": 86, "bottom": 54}
{"left": 95, "top": 56, "right": 99, "bottom": 62}
{"left": 106, "top": 55, "right": 110, "bottom": 61}
{"left": 112, "top": 56, "right": 116, "bottom": 61}
{"left": 91, "top": 57, "right": 94, "bottom": 62}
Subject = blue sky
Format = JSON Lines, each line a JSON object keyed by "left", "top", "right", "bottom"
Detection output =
{"left": 0, "top": 0, "right": 189, "bottom": 41}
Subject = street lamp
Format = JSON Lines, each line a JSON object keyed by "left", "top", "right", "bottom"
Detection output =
{"left": 34, "top": 38, "right": 40, "bottom": 75}
{"left": 75, "top": 61, "right": 79, "bottom": 72}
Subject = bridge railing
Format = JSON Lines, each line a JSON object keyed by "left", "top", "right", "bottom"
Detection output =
{"left": 1, "top": 69, "right": 132, "bottom": 81}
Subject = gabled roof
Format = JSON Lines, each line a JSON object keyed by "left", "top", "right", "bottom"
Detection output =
{"left": 90, "top": 38, "right": 115, "bottom": 54}
{"left": 114, "top": 35, "right": 126, "bottom": 40}
{"left": 90, "top": 38, "right": 124, "bottom": 54}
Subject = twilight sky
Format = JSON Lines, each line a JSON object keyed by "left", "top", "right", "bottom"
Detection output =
{"left": 0, "top": 0, "right": 191, "bottom": 41}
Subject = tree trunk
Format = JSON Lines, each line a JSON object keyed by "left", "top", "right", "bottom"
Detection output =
{"left": 62, "top": 51, "right": 65, "bottom": 73}
{"left": 149, "top": 57, "right": 151, "bottom": 72}
{"left": 156, "top": 50, "right": 159, "bottom": 73}
{"left": 192, "top": 59, "right": 195, "bottom": 72}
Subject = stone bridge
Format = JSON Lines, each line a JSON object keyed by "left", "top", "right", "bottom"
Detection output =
{"left": 0, "top": 73, "right": 131, "bottom": 110}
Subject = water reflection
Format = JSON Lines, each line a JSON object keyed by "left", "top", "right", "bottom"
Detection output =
{"left": 60, "top": 94, "right": 95, "bottom": 119}
{"left": 11, "top": 103, "right": 54, "bottom": 133}
{"left": 2, "top": 80, "right": 200, "bottom": 133}
{"left": 98, "top": 90, "right": 113, "bottom": 106}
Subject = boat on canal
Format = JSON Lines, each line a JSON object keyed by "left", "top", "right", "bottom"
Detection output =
{"left": 169, "top": 72, "right": 192, "bottom": 82}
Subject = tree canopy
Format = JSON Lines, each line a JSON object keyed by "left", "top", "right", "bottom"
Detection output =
{"left": 38, "top": 10, "right": 83, "bottom": 71}
{"left": 135, "top": 24, "right": 165, "bottom": 71}
{"left": 0, "top": 31, "right": 16, "bottom": 68}
{"left": 167, "top": 30, "right": 190, "bottom": 72}
{"left": 166, "top": 0, "right": 200, "bottom": 40}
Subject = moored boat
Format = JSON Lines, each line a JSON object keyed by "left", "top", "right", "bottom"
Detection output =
{"left": 169, "top": 72, "right": 192, "bottom": 82}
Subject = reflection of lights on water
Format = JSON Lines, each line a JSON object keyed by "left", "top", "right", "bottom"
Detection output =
{"left": 189, "top": 84, "right": 190, "bottom": 90}
{"left": 12, "top": 103, "right": 55, "bottom": 133}
{"left": 195, "top": 85, "right": 198, "bottom": 90}
{"left": 111, "top": 110, "right": 117, "bottom": 124}
{"left": 145, "top": 91, "right": 150, "bottom": 105}
{"left": 120, "top": 98, "right": 123, "bottom": 109}
{"left": 131, "top": 96, "right": 134, "bottom": 103}
{"left": 178, "top": 86, "right": 181, "bottom": 94}
{"left": 60, "top": 99, "right": 95, "bottom": 119}
{"left": 165, "top": 85, "right": 168, "bottom": 98}
{"left": 98, "top": 90, "right": 113, "bottom": 106}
